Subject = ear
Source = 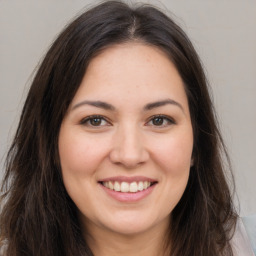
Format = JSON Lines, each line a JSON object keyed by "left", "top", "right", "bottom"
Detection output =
{"left": 190, "top": 158, "right": 194, "bottom": 167}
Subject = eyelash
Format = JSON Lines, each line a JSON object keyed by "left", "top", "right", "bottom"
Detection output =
{"left": 80, "top": 114, "right": 176, "bottom": 128}
{"left": 80, "top": 115, "right": 110, "bottom": 127}
{"left": 146, "top": 115, "right": 176, "bottom": 127}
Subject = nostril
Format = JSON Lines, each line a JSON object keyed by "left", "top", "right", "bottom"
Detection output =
{"left": 109, "top": 146, "right": 149, "bottom": 168}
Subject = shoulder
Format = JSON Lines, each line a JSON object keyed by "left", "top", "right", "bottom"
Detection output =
{"left": 0, "top": 246, "right": 6, "bottom": 256}
{"left": 230, "top": 217, "right": 255, "bottom": 256}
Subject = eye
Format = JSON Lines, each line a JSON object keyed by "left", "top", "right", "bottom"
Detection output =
{"left": 146, "top": 115, "right": 175, "bottom": 127}
{"left": 80, "top": 115, "right": 110, "bottom": 127}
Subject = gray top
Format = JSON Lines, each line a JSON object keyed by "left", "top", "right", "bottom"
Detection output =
{"left": 231, "top": 217, "right": 255, "bottom": 255}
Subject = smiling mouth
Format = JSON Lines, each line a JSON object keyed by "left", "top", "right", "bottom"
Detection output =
{"left": 99, "top": 181, "right": 157, "bottom": 193}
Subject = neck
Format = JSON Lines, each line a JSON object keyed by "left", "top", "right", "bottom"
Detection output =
{"left": 83, "top": 219, "right": 171, "bottom": 256}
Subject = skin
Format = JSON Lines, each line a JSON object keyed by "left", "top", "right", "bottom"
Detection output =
{"left": 58, "top": 43, "right": 194, "bottom": 256}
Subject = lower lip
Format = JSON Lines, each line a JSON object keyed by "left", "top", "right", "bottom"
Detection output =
{"left": 100, "top": 183, "right": 156, "bottom": 202}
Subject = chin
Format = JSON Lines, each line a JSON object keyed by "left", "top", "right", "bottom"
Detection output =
{"left": 96, "top": 210, "right": 169, "bottom": 236}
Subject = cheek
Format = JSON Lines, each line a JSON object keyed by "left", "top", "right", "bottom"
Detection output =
{"left": 152, "top": 134, "right": 193, "bottom": 211}
{"left": 58, "top": 130, "right": 110, "bottom": 185}
{"left": 152, "top": 133, "right": 193, "bottom": 175}
{"left": 58, "top": 129, "right": 107, "bottom": 209}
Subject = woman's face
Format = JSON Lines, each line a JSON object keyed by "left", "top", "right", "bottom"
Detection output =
{"left": 58, "top": 43, "right": 193, "bottom": 236}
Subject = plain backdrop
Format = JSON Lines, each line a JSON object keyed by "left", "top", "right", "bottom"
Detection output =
{"left": 0, "top": 0, "right": 255, "bottom": 216}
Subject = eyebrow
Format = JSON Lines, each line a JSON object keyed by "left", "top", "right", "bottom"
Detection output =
{"left": 72, "top": 100, "right": 115, "bottom": 111}
{"left": 143, "top": 99, "right": 184, "bottom": 112}
{"left": 71, "top": 98, "right": 184, "bottom": 112}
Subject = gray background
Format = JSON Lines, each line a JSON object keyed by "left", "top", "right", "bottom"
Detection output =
{"left": 0, "top": 0, "right": 255, "bottom": 216}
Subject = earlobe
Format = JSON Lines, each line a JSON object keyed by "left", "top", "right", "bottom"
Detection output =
{"left": 190, "top": 158, "right": 194, "bottom": 167}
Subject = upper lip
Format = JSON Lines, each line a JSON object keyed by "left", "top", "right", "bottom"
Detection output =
{"left": 99, "top": 176, "right": 157, "bottom": 183}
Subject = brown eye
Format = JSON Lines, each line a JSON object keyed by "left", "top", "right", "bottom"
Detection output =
{"left": 80, "top": 115, "right": 110, "bottom": 127}
{"left": 152, "top": 117, "right": 164, "bottom": 126}
{"left": 90, "top": 117, "right": 103, "bottom": 126}
{"left": 146, "top": 115, "right": 175, "bottom": 127}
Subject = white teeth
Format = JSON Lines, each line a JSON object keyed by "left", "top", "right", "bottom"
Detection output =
{"left": 114, "top": 181, "right": 120, "bottom": 191}
{"left": 102, "top": 180, "right": 153, "bottom": 192}
{"left": 120, "top": 182, "right": 129, "bottom": 192}
{"left": 129, "top": 182, "right": 138, "bottom": 193}
{"left": 109, "top": 181, "right": 114, "bottom": 190}
{"left": 138, "top": 181, "right": 144, "bottom": 191}
{"left": 103, "top": 181, "right": 109, "bottom": 188}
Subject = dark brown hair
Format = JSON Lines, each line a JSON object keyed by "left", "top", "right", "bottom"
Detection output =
{"left": 0, "top": 1, "right": 237, "bottom": 255}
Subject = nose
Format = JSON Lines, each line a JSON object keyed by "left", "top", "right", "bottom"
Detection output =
{"left": 109, "top": 125, "right": 149, "bottom": 168}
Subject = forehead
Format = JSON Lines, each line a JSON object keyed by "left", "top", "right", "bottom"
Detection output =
{"left": 87, "top": 42, "right": 176, "bottom": 81}
{"left": 71, "top": 42, "right": 189, "bottom": 112}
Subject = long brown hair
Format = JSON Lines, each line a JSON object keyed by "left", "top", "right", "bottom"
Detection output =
{"left": 0, "top": 1, "right": 237, "bottom": 255}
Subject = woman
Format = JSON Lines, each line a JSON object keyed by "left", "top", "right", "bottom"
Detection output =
{"left": 0, "top": 1, "right": 253, "bottom": 255}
